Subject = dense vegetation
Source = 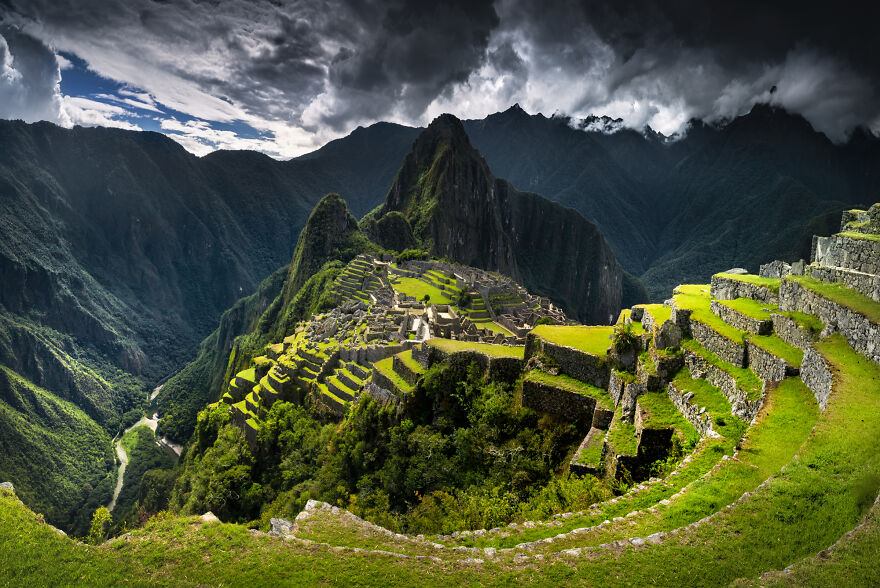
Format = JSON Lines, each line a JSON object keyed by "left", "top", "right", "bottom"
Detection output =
{"left": 171, "top": 360, "right": 603, "bottom": 534}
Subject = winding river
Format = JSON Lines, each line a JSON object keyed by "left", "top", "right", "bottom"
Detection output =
{"left": 107, "top": 384, "right": 181, "bottom": 513}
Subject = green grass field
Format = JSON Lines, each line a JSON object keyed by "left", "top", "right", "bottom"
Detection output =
{"left": 426, "top": 338, "right": 524, "bottom": 359}
{"left": 391, "top": 277, "right": 453, "bottom": 304}
{"left": 531, "top": 325, "right": 613, "bottom": 355}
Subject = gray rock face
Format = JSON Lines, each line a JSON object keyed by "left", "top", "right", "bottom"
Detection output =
{"left": 0, "top": 482, "right": 13, "bottom": 492}
{"left": 269, "top": 517, "right": 295, "bottom": 537}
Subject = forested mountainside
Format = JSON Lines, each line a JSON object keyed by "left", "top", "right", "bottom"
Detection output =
{"left": 0, "top": 120, "right": 413, "bottom": 533}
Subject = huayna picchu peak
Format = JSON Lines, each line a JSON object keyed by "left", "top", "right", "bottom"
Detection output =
{"left": 373, "top": 113, "right": 627, "bottom": 325}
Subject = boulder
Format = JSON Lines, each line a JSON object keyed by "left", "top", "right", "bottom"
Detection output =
{"left": 269, "top": 517, "right": 295, "bottom": 537}
{"left": 759, "top": 260, "right": 791, "bottom": 279}
{"left": 0, "top": 482, "right": 13, "bottom": 492}
{"left": 200, "top": 512, "right": 221, "bottom": 524}
{"left": 723, "top": 267, "right": 749, "bottom": 275}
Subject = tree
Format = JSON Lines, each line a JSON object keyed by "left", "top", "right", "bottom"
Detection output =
{"left": 88, "top": 507, "right": 112, "bottom": 544}
{"left": 421, "top": 294, "right": 430, "bottom": 305}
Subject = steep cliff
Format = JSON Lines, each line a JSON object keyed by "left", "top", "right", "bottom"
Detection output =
{"left": 379, "top": 114, "right": 624, "bottom": 324}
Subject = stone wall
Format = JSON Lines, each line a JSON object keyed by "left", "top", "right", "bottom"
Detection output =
{"left": 815, "top": 234, "right": 880, "bottom": 275}
{"left": 371, "top": 369, "right": 408, "bottom": 397}
{"left": 521, "top": 378, "right": 596, "bottom": 424}
{"left": 745, "top": 341, "right": 790, "bottom": 382}
{"left": 684, "top": 349, "right": 763, "bottom": 422}
{"left": 771, "top": 313, "right": 816, "bottom": 350}
{"left": 671, "top": 306, "right": 692, "bottom": 338}
{"left": 689, "top": 319, "right": 747, "bottom": 367}
{"left": 362, "top": 381, "right": 402, "bottom": 408}
{"left": 780, "top": 279, "right": 880, "bottom": 367}
{"left": 392, "top": 355, "right": 422, "bottom": 386}
{"left": 620, "top": 382, "right": 647, "bottom": 422}
{"left": 524, "top": 333, "right": 610, "bottom": 388}
{"left": 592, "top": 405, "right": 614, "bottom": 429}
{"left": 608, "top": 370, "right": 627, "bottom": 406}
{"left": 710, "top": 275, "right": 779, "bottom": 305}
{"left": 666, "top": 381, "right": 713, "bottom": 436}
{"left": 809, "top": 264, "right": 880, "bottom": 303}
{"left": 800, "top": 345, "right": 834, "bottom": 411}
{"left": 710, "top": 300, "right": 773, "bottom": 334}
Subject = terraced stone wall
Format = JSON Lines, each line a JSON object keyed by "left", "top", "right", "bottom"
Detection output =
{"left": 521, "top": 379, "right": 597, "bottom": 423}
{"left": 745, "top": 341, "right": 789, "bottom": 382}
{"left": 688, "top": 319, "right": 747, "bottom": 367}
{"left": 524, "top": 334, "right": 610, "bottom": 388}
{"left": 771, "top": 313, "right": 815, "bottom": 350}
{"left": 800, "top": 345, "right": 834, "bottom": 411}
{"left": 809, "top": 265, "right": 880, "bottom": 303}
{"left": 666, "top": 381, "right": 713, "bottom": 436}
{"left": 710, "top": 275, "right": 778, "bottom": 304}
{"left": 710, "top": 300, "right": 772, "bottom": 334}
{"left": 684, "top": 350, "right": 762, "bottom": 421}
{"left": 780, "top": 279, "right": 880, "bottom": 366}
{"left": 815, "top": 234, "right": 880, "bottom": 275}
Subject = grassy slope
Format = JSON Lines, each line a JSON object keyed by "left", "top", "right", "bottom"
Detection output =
{"left": 0, "top": 366, "right": 116, "bottom": 535}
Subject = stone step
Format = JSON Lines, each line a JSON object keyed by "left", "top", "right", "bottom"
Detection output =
{"left": 348, "top": 362, "right": 370, "bottom": 380}
{"left": 335, "top": 368, "right": 363, "bottom": 391}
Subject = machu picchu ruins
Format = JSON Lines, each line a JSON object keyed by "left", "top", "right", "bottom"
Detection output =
{"left": 220, "top": 203, "right": 880, "bottom": 512}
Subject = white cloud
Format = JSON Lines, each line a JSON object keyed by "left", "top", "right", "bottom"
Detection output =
{"left": 62, "top": 95, "right": 141, "bottom": 130}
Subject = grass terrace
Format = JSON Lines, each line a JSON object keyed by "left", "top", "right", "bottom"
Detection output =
{"left": 391, "top": 277, "right": 452, "bottom": 304}
{"left": 395, "top": 350, "right": 425, "bottom": 376}
{"left": 576, "top": 432, "right": 605, "bottom": 465}
{"left": 637, "top": 303, "right": 672, "bottom": 326}
{"left": 473, "top": 320, "right": 514, "bottom": 337}
{"left": 638, "top": 391, "right": 699, "bottom": 442}
{"left": 525, "top": 369, "right": 613, "bottom": 410}
{"left": 719, "top": 297, "right": 779, "bottom": 319}
{"left": 671, "top": 368, "right": 748, "bottom": 440}
{"left": 674, "top": 284, "right": 747, "bottom": 343}
{"left": 837, "top": 230, "right": 880, "bottom": 242}
{"left": 749, "top": 334, "right": 804, "bottom": 367}
{"left": 372, "top": 357, "right": 414, "bottom": 394}
{"left": 606, "top": 410, "right": 638, "bottom": 456}
{"left": 778, "top": 310, "right": 825, "bottom": 335}
{"left": 531, "top": 325, "right": 613, "bottom": 356}
{"left": 714, "top": 272, "right": 781, "bottom": 293}
{"left": 425, "top": 338, "right": 525, "bottom": 359}
{"left": 789, "top": 275, "right": 880, "bottom": 324}
{"left": 681, "top": 338, "right": 763, "bottom": 401}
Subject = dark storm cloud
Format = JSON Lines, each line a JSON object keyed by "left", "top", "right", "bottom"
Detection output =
{"left": 0, "top": 0, "right": 876, "bottom": 156}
